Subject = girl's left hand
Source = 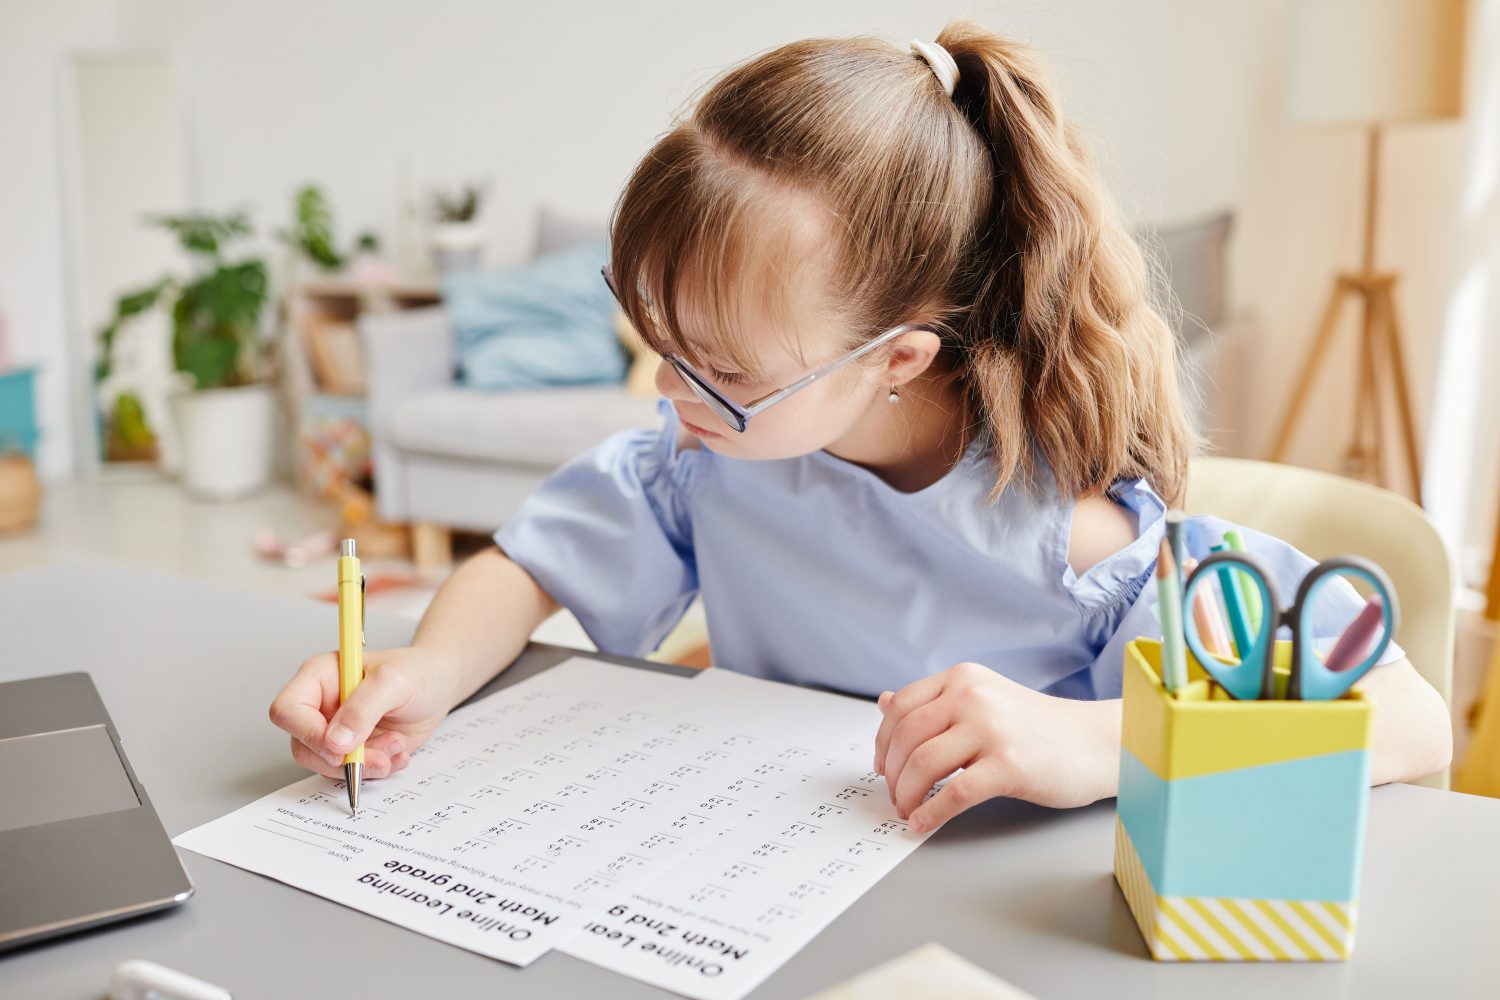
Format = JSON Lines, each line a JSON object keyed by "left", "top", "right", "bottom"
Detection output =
{"left": 873, "top": 662, "right": 1120, "bottom": 832}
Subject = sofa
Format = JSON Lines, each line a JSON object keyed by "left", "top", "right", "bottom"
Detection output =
{"left": 363, "top": 209, "right": 1241, "bottom": 572}
{"left": 365, "top": 309, "right": 659, "bottom": 565}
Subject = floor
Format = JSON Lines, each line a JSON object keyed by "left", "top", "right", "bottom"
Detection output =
{"left": 0, "top": 469, "right": 605, "bottom": 650}
{"left": 2, "top": 469, "right": 1496, "bottom": 770}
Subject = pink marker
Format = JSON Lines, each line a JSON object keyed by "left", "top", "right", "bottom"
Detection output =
{"left": 1325, "top": 595, "right": 1385, "bottom": 672}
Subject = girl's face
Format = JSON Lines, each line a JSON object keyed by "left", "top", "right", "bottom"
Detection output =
{"left": 652, "top": 273, "right": 918, "bottom": 462}
{"left": 634, "top": 199, "right": 949, "bottom": 463}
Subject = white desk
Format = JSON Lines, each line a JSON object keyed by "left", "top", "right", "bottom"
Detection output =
{"left": 2, "top": 560, "right": 1497, "bottom": 998}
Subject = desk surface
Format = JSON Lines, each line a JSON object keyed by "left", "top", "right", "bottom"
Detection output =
{"left": 2, "top": 560, "right": 1497, "bottom": 999}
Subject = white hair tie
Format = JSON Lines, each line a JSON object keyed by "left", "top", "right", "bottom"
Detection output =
{"left": 910, "top": 39, "right": 959, "bottom": 97}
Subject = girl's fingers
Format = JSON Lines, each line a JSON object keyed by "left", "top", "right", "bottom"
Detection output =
{"left": 880, "top": 699, "right": 953, "bottom": 800}
{"left": 324, "top": 668, "right": 411, "bottom": 757}
{"left": 891, "top": 728, "right": 974, "bottom": 819}
{"left": 907, "top": 759, "right": 1006, "bottom": 834}
{"left": 290, "top": 735, "right": 344, "bottom": 778}
{"left": 290, "top": 736, "right": 398, "bottom": 780}
{"left": 277, "top": 651, "right": 415, "bottom": 781}
{"left": 360, "top": 749, "right": 394, "bottom": 779}
{"left": 268, "top": 652, "right": 341, "bottom": 749}
{"left": 366, "top": 728, "right": 407, "bottom": 760}
{"left": 872, "top": 673, "right": 948, "bottom": 774}
{"left": 873, "top": 692, "right": 894, "bottom": 772}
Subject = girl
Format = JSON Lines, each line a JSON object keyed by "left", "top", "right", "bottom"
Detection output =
{"left": 270, "top": 22, "right": 1450, "bottom": 834}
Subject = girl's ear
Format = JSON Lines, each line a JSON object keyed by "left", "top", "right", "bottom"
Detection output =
{"left": 882, "top": 329, "right": 945, "bottom": 386}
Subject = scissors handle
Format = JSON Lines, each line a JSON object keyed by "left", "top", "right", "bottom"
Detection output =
{"left": 1181, "top": 551, "right": 1278, "bottom": 700}
{"left": 1288, "top": 556, "right": 1398, "bottom": 701}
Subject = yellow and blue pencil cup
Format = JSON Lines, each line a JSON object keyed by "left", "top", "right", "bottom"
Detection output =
{"left": 1114, "top": 638, "right": 1372, "bottom": 962}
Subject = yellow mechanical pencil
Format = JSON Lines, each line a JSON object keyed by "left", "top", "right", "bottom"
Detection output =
{"left": 337, "top": 538, "right": 365, "bottom": 815}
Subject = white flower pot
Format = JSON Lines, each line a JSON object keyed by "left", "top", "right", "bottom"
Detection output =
{"left": 431, "top": 221, "right": 484, "bottom": 273}
{"left": 169, "top": 384, "right": 275, "bottom": 500}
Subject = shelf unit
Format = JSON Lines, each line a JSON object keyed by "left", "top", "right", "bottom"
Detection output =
{"left": 281, "top": 277, "right": 440, "bottom": 501}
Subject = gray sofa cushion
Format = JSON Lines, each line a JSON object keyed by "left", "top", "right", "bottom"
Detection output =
{"left": 1137, "top": 211, "right": 1234, "bottom": 336}
{"left": 391, "top": 385, "right": 663, "bottom": 468}
{"left": 533, "top": 206, "right": 611, "bottom": 258}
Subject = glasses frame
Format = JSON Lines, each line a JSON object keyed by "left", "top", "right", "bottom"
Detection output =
{"left": 602, "top": 263, "right": 929, "bottom": 433}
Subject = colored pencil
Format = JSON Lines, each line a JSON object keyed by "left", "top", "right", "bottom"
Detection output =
{"left": 1183, "top": 556, "right": 1233, "bottom": 660}
{"left": 1223, "top": 529, "right": 1263, "bottom": 632}
{"left": 1157, "top": 538, "right": 1189, "bottom": 692}
{"left": 1211, "top": 542, "right": 1254, "bottom": 660}
{"left": 1326, "top": 595, "right": 1385, "bottom": 672}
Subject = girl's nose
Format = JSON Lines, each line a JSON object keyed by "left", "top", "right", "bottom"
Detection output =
{"left": 655, "top": 358, "right": 694, "bottom": 401}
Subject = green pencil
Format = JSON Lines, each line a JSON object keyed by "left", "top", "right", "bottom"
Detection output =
{"left": 1156, "top": 537, "right": 1189, "bottom": 692}
{"left": 1223, "top": 529, "right": 1263, "bottom": 632}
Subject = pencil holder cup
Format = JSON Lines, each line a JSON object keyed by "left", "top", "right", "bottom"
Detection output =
{"left": 1113, "top": 638, "right": 1372, "bottom": 962}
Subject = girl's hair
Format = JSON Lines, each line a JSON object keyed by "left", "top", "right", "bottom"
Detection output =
{"left": 608, "top": 19, "right": 1200, "bottom": 504}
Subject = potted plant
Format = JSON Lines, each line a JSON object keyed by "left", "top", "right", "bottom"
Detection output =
{"left": 429, "top": 180, "right": 488, "bottom": 272}
{"left": 96, "top": 212, "right": 274, "bottom": 500}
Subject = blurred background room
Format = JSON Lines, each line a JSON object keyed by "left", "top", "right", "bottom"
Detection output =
{"left": 2, "top": 0, "right": 1498, "bottom": 788}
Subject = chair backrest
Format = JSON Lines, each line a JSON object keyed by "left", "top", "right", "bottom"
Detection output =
{"left": 1184, "top": 456, "right": 1456, "bottom": 789}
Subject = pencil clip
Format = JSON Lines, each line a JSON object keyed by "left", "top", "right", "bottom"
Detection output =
{"left": 360, "top": 573, "right": 366, "bottom": 646}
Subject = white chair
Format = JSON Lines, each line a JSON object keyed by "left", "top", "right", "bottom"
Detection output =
{"left": 1184, "top": 456, "right": 1456, "bottom": 789}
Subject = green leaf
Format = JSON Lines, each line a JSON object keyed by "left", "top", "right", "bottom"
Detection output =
{"left": 430, "top": 180, "right": 488, "bottom": 223}
{"left": 147, "top": 212, "right": 253, "bottom": 259}
{"left": 171, "top": 258, "right": 269, "bottom": 388}
{"left": 117, "top": 278, "right": 171, "bottom": 317}
{"left": 279, "top": 185, "right": 343, "bottom": 269}
{"left": 93, "top": 325, "right": 116, "bottom": 382}
{"left": 95, "top": 277, "right": 172, "bottom": 383}
{"left": 174, "top": 330, "right": 240, "bottom": 390}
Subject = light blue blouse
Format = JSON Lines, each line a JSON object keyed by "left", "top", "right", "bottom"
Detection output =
{"left": 494, "top": 400, "right": 1401, "bottom": 700}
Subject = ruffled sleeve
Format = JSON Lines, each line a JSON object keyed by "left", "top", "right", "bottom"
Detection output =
{"left": 493, "top": 399, "right": 700, "bottom": 657}
{"left": 1064, "top": 477, "right": 1169, "bottom": 699}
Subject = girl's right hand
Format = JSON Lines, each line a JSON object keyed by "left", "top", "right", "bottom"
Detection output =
{"left": 268, "top": 645, "right": 460, "bottom": 781}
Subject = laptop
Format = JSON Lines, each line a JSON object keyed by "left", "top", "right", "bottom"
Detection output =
{"left": 0, "top": 672, "right": 193, "bottom": 950}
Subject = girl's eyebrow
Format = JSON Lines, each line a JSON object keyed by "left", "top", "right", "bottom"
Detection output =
{"left": 645, "top": 319, "right": 737, "bottom": 369}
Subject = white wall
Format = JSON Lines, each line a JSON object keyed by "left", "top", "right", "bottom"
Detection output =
{"left": 2, "top": 0, "right": 1495, "bottom": 575}
{"left": 108, "top": 0, "right": 1278, "bottom": 254}
{"left": 0, "top": 0, "right": 119, "bottom": 479}
{"left": 1424, "top": 0, "right": 1500, "bottom": 585}
{"left": 0, "top": 0, "right": 1284, "bottom": 475}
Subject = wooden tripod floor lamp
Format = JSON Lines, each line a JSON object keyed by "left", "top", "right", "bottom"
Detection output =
{"left": 1270, "top": 0, "right": 1467, "bottom": 505}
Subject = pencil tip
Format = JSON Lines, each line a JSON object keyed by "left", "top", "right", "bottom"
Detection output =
{"left": 344, "top": 761, "right": 361, "bottom": 816}
{"left": 1157, "top": 537, "right": 1175, "bottom": 578}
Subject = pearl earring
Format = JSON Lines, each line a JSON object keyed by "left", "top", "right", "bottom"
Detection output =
{"left": 888, "top": 385, "right": 900, "bottom": 404}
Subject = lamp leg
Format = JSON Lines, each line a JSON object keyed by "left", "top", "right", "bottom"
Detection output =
{"left": 1270, "top": 279, "right": 1351, "bottom": 463}
{"left": 1368, "top": 290, "right": 1386, "bottom": 485}
{"left": 1348, "top": 294, "right": 1382, "bottom": 483}
{"left": 1376, "top": 283, "right": 1424, "bottom": 506}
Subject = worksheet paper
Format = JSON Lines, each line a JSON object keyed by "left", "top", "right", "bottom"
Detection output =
{"left": 562, "top": 717, "right": 940, "bottom": 1000}
{"left": 174, "top": 658, "right": 934, "bottom": 990}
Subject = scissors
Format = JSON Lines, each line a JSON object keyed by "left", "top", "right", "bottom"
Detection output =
{"left": 1180, "top": 551, "right": 1398, "bottom": 700}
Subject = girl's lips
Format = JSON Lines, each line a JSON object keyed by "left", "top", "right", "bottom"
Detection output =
{"left": 679, "top": 415, "right": 722, "bottom": 439}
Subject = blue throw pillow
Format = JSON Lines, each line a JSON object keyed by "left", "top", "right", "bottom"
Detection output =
{"left": 445, "top": 239, "right": 628, "bottom": 390}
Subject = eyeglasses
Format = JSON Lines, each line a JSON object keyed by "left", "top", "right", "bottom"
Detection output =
{"left": 601, "top": 263, "right": 926, "bottom": 433}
